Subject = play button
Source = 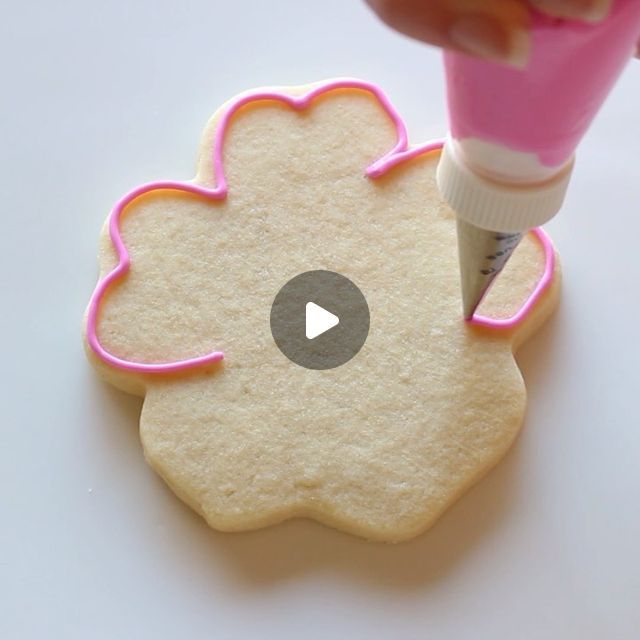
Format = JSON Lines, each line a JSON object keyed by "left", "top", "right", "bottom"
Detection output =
{"left": 306, "top": 302, "right": 339, "bottom": 340}
{"left": 270, "top": 270, "right": 370, "bottom": 370}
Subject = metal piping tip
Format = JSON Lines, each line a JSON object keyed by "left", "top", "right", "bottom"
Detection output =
{"left": 456, "top": 218, "right": 523, "bottom": 320}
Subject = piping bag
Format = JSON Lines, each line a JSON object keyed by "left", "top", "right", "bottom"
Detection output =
{"left": 437, "top": 0, "right": 640, "bottom": 319}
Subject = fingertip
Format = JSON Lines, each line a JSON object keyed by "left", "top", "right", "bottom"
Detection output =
{"left": 364, "top": 0, "right": 451, "bottom": 50}
{"left": 364, "top": 0, "right": 387, "bottom": 20}
{"left": 365, "top": 0, "right": 533, "bottom": 68}
{"left": 449, "top": 14, "right": 531, "bottom": 68}
{"left": 529, "top": 0, "right": 613, "bottom": 23}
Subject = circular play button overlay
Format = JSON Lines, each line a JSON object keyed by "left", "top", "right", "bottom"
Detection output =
{"left": 270, "top": 270, "right": 370, "bottom": 370}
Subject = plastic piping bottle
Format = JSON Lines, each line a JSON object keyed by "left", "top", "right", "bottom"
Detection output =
{"left": 437, "top": 0, "right": 640, "bottom": 318}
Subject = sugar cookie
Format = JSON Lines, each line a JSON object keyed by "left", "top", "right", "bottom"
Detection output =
{"left": 84, "top": 80, "right": 559, "bottom": 542}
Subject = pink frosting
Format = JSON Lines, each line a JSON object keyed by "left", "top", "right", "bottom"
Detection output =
{"left": 445, "top": 0, "right": 640, "bottom": 167}
{"left": 470, "top": 227, "right": 554, "bottom": 329}
{"left": 86, "top": 79, "right": 555, "bottom": 374}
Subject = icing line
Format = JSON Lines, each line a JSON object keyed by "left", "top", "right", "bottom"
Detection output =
{"left": 469, "top": 227, "right": 555, "bottom": 330}
{"left": 86, "top": 78, "right": 555, "bottom": 373}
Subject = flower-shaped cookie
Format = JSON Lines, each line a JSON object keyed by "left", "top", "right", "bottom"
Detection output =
{"left": 85, "top": 80, "right": 559, "bottom": 542}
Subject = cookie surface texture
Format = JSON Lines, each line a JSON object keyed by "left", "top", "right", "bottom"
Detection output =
{"left": 85, "top": 80, "right": 560, "bottom": 543}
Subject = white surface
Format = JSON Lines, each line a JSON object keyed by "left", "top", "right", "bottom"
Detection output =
{"left": 1, "top": 1, "right": 639, "bottom": 638}
{"left": 306, "top": 302, "right": 339, "bottom": 340}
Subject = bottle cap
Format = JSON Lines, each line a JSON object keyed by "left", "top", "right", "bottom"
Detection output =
{"left": 436, "top": 137, "right": 573, "bottom": 232}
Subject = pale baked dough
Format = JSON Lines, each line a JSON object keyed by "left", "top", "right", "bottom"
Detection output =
{"left": 85, "top": 82, "right": 560, "bottom": 542}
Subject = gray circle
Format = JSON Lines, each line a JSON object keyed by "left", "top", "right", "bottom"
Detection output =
{"left": 270, "top": 270, "right": 370, "bottom": 370}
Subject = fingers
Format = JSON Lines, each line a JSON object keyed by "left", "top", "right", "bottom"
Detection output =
{"left": 365, "top": 0, "right": 618, "bottom": 67}
{"left": 529, "top": 0, "right": 613, "bottom": 22}
{"left": 365, "top": 0, "right": 531, "bottom": 67}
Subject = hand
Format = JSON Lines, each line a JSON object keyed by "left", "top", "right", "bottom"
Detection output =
{"left": 365, "top": 0, "right": 616, "bottom": 67}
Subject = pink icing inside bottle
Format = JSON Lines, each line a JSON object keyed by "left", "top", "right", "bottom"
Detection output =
{"left": 438, "top": 0, "right": 640, "bottom": 231}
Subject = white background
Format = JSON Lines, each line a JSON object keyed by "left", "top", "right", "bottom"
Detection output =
{"left": 2, "top": 1, "right": 639, "bottom": 638}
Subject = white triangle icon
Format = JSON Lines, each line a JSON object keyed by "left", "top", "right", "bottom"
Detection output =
{"left": 306, "top": 302, "right": 339, "bottom": 340}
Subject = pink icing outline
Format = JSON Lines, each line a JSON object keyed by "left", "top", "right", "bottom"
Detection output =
{"left": 86, "top": 78, "right": 555, "bottom": 373}
{"left": 468, "top": 227, "right": 555, "bottom": 330}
